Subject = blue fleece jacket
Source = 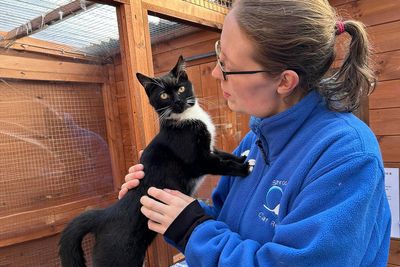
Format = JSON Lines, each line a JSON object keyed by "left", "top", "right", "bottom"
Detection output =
{"left": 184, "top": 91, "right": 391, "bottom": 266}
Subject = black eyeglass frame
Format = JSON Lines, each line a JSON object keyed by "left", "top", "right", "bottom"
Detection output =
{"left": 215, "top": 40, "right": 271, "bottom": 80}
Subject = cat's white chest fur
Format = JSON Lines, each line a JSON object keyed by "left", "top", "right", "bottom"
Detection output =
{"left": 170, "top": 102, "right": 216, "bottom": 149}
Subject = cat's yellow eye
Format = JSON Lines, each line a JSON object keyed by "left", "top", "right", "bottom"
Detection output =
{"left": 178, "top": 86, "right": 185, "bottom": 93}
{"left": 160, "top": 93, "right": 169, "bottom": 100}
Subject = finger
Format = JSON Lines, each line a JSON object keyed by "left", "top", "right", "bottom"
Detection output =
{"left": 164, "top": 189, "right": 194, "bottom": 203}
{"left": 128, "top": 164, "right": 144, "bottom": 173}
{"left": 138, "top": 150, "right": 143, "bottom": 159}
{"left": 140, "top": 206, "right": 166, "bottom": 224}
{"left": 121, "top": 179, "right": 139, "bottom": 190}
{"left": 125, "top": 171, "right": 145, "bottom": 182}
{"left": 147, "top": 187, "right": 175, "bottom": 205}
{"left": 118, "top": 187, "right": 128, "bottom": 200}
{"left": 147, "top": 220, "right": 166, "bottom": 235}
{"left": 140, "top": 195, "right": 168, "bottom": 214}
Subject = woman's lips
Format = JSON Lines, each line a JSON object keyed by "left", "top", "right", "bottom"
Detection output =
{"left": 223, "top": 91, "right": 231, "bottom": 98}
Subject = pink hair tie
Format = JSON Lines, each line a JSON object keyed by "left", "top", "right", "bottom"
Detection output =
{"left": 335, "top": 21, "right": 346, "bottom": 35}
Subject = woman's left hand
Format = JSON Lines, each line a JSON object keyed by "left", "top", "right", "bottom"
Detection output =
{"left": 140, "top": 187, "right": 195, "bottom": 234}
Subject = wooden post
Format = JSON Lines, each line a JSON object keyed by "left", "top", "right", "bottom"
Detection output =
{"left": 116, "top": 0, "right": 157, "bottom": 153}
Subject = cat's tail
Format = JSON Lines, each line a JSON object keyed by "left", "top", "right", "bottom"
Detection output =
{"left": 59, "top": 209, "right": 102, "bottom": 267}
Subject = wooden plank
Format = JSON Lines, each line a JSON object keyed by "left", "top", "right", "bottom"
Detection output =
{"left": 329, "top": 0, "right": 355, "bottom": 6}
{"left": 370, "top": 108, "right": 400, "bottom": 136}
{"left": 389, "top": 239, "right": 400, "bottom": 266}
{"left": 92, "top": 0, "right": 127, "bottom": 5}
{"left": 332, "top": 50, "right": 400, "bottom": 82}
{"left": 377, "top": 135, "right": 400, "bottom": 163}
{"left": 116, "top": 1, "right": 158, "bottom": 152}
{"left": 117, "top": 2, "right": 161, "bottom": 265}
{"left": 385, "top": 163, "right": 400, "bottom": 168}
{"left": 114, "top": 63, "right": 124, "bottom": 82}
{"left": 0, "top": 193, "right": 117, "bottom": 247}
{"left": 335, "top": 0, "right": 400, "bottom": 26}
{"left": 200, "top": 62, "right": 222, "bottom": 148}
{"left": 369, "top": 21, "right": 400, "bottom": 54}
{"left": 153, "top": 39, "right": 217, "bottom": 74}
{"left": 0, "top": 69, "right": 106, "bottom": 83}
{"left": 374, "top": 50, "right": 400, "bottom": 82}
{"left": 152, "top": 30, "right": 220, "bottom": 56}
{"left": 102, "top": 66, "right": 126, "bottom": 189}
{"left": 0, "top": 54, "right": 107, "bottom": 83}
{"left": 370, "top": 80, "right": 400, "bottom": 109}
{"left": 186, "top": 65, "right": 203, "bottom": 98}
{"left": 0, "top": 32, "right": 102, "bottom": 63}
{"left": 142, "top": 0, "right": 226, "bottom": 30}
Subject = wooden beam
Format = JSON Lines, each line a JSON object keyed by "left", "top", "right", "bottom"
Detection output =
{"left": 0, "top": 54, "right": 108, "bottom": 83}
{"left": 92, "top": 0, "right": 127, "bottom": 5}
{"left": 116, "top": 1, "right": 158, "bottom": 151}
{"left": 0, "top": 32, "right": 103, "bottom": 63}
{"left": 1, "top": 0, "right": 97, "bottom": 42}
{"left": 142, "top": 0, "right": 226, "bottom": 29}
{"left": 102, "top": 65, "right": 126, "bottom": 188}
{"left": 0, "top": 193, "right": 117, "bottom": 247}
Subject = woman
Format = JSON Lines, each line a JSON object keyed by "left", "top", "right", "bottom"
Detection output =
{"left": 119, "top": 0, "right": 391, "bottom": 266}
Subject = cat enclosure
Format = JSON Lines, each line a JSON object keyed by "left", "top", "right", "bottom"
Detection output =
{"left": 0, "top": 0, "right": 399, "bottom": 266}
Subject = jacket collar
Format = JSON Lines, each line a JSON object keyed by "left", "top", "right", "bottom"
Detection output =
{"left": 250, "top": 91, "right": 322, "bottom": 163}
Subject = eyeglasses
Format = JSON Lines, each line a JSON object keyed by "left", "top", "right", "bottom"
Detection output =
{"left": 215, "top": 40, "right": 271, "bottom": 81}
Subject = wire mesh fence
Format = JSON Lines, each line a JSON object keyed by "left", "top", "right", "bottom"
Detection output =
{"left": 182, "top": 0, "right": 232, "bottom": 14}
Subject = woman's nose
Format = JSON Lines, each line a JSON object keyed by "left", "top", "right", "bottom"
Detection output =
{"left": 211, "top": 63, "right": 222, "bottom": 80}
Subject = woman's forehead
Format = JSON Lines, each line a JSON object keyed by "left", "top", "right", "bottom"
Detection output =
{"left": 221, "top": 11, "right": 256, "bottom": 62}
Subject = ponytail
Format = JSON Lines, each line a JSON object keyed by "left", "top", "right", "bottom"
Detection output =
{"left": 319, "top": 20, "right": 376, "bottom": 112}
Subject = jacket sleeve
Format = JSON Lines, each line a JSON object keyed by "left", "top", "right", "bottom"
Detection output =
{"left": 184, "top": 154, "right": 390, "bottom": 267}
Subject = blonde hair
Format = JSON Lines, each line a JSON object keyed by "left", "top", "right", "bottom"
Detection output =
{"left": 233, "top": 0, "right": 375, "bottom": 112}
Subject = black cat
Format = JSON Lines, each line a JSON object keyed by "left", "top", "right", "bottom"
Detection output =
{"left": 59, "top": 56, "right": 249, "bottom": 267}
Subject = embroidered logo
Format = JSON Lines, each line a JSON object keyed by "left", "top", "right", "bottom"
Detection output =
{"left": 263, "top": 185, "right": 283, "bottom": 216}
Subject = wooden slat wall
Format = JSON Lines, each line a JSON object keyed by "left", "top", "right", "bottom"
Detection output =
{"left": 329, "top": 0, "right": 400, "bottom": 265}
{"left": 0, "top": 44, "right": 127, "bottom": 265}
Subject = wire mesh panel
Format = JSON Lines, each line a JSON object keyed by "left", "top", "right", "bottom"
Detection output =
{"left": 0, "top": 79, "right": 114, "bottom": 217}
{"left": 0, "top": 233, "right": 95, "bottom": 267}
{"left": 182, "top": 0, "right": 232, "bottom": 13}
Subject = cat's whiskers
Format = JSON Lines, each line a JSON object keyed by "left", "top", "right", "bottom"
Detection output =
{"left": 186, "top": 96, "right": 196, "bottom": 105}
{"left": 158, "top": 107, "right": 172, "bottom": 125}
{"left": 156, "top": 106, "right": 171, "bottom": 112}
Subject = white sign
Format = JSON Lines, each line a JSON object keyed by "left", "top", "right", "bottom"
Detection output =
{"left": 384, "top": 168, "right": 399, "bottom": 238}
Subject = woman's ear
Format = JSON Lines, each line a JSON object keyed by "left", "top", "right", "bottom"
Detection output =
{"left": 276, "top": 70, "right": 299, "bottom": 96}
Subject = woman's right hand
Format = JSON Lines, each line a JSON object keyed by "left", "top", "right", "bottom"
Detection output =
{"left": 118, "top": 151, "right": 145, "bottom": 199}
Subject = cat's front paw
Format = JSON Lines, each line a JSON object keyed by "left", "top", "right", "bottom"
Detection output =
{"left": 237, "top": 161, "right": 250, "bottom": 177}
{"left": 238, "top": 155, "right": 247, "bottom": 163}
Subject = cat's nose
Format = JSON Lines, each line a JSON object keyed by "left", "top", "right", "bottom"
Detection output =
{"left": 172, "top": 102, "right": 185, "bottom": 113}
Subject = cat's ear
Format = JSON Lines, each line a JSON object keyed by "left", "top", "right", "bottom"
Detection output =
{"left": 171, "top": 55, "right": 188, "bottom": 80}
{"left": 136, "top": 72, "right": 154, "bottom": 96}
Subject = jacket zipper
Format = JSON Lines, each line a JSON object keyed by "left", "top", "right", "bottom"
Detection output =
{"left": 256, "top": 139, "right": 269, "bottom": 164}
